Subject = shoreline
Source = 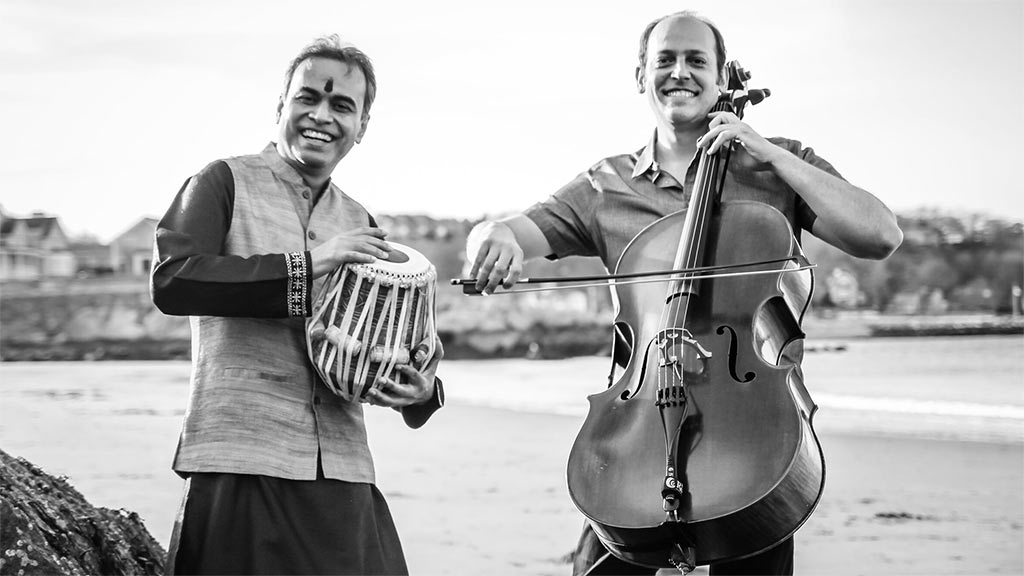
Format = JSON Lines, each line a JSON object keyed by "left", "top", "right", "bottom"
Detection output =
{"left": 2, "top": 314, "right": 1022, "bottom": 362}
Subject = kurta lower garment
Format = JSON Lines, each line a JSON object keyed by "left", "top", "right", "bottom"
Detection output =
{"left": 166, "top": 467, "right": 407, "bottom": 575}
{"left": 525, "top": 132, "right": 842, "bottom": 576}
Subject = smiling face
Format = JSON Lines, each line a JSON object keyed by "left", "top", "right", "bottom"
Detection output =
{"left": 637, "top": 16, "right": 725, "bottom": 132}
{"left": 276, "top": 57, "right": 368, "bottom": 184}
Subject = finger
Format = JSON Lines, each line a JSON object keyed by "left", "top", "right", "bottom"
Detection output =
{"left": 472, "top": 246, "right": 500, "bottom": 288}
{"left": 360, "top": 227, "right": 388, "bottom": 238}
{"left": 360, "top": 240, "right": 390, "bottom": 259}
{"left": 707, "top": 111, "right": 737, "bottom": 123}
{"left": 344, "top": 227, "right": 385, "bottom": 241}
{"left": 344, "top": 251, "right": 377, "bottom": 264}
{"left": 475, "top": 251, "right": 503, "bottom": 293}
{"left": 696, "top": 124, "right": 725, "bottom": 149}
{"left": 707, "top": 130, "right": 735, "bottom": 155}
{"left": 411, "top": 336, "right": 443, "bottom": 366}
{"left": 364, "top": 237, "right": 391, "bottom": 251}
{"left": 376, "top": 375, "right": 422, "bottom": 405}
{"left": 503, "top": 254, "right": 523, "bottom": 290}
{"left": 368, "top": 381, "right": 404, "bottom": 405}
{"left": 468, "top": 234, "right": 497, "bottom": 279}
{"left": 411, "top": 340, "right": 431, "bottom": 368}
{"left": 389, "top": 367, "right": 431, "bottom": 400}
{"left": 488, "top": 252, "right": 513, "bottom": 290}
{"left": 364, "top": 388, "right": 391, "bottom": 407}
{"left": 361, "top": 389, "right": 379, "bottom": 406}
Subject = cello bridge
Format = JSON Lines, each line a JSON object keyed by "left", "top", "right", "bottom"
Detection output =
{"left": 656, "top": 385, "right": 686, "bottom": 408}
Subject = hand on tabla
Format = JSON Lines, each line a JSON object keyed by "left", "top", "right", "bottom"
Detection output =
{"left": 310, "top": 227, "right": 392, "bottom": 278}
{"left": 364, "top": 337, "right": 444, "bottom": 408}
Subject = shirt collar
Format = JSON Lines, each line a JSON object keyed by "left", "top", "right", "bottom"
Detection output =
{"left": 631, "top": 130, "right": 660, "bottom": 182}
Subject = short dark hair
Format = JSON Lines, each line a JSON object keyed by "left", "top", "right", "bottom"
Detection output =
{"left": 638, "top": 11, "right": 727, "bottom": 83}
{"left": 281, "top": 34, "right": 377, "bottom": 119}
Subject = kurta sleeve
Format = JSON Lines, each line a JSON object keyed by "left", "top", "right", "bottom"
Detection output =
{"left": 150, "top": 160, "right": 312, "bottom": 318}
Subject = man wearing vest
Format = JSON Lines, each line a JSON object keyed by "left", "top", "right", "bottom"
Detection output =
{"left": 151, "top": 35, "right": 443, "bottom": 575}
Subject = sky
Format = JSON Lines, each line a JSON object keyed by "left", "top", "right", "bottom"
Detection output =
{"left": 1, "top": 0, "right": 1022, "bottom": 243}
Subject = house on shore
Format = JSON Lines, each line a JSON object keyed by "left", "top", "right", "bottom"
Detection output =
{"left": 0, "top": 210, "right": 74, "bottom": 280}
{"left": 1, "top": 209, "right": 160, "bottom": 281}
{"left": 110, "top": 217, "right": 158, "bottom": 276}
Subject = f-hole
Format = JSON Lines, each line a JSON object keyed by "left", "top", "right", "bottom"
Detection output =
{"left": 716, "top": 326, "right": 755, "bottom": 383}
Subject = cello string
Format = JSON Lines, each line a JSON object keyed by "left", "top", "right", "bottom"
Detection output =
{"left": 655, "top": 85, "right": 738, "bottom": 400}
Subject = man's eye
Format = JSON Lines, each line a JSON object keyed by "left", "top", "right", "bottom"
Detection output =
{"left": 295, "top": 95, "right": 315, "bottom": 104}
{"left": 690, "top": 58, "right": 707, "bottom": 67}
{"left": 332, "top": 103, "right": 353, "bottom": 113}
{"left": 655, "top": 57, "right": 672, "bottom": 67}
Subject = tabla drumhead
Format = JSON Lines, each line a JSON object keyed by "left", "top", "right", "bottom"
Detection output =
{"left": 355, "top": 242, "right": 432, "bottom": 277}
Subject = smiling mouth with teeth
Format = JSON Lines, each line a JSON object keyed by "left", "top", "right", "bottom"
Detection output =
{"left": 664, "top": 88, "right": 697, "bottom": 98}
{"left": 301, "top": 130, "right": 335, "bottom": 143}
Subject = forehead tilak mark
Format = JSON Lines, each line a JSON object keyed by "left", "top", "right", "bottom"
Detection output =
{"left": 324, "top": 78, "right": 334, "bottom": 93}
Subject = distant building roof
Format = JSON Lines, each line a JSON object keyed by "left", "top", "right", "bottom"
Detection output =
{"left": 110, "top": 217, "right": 159, "bottom": 250}
{"left": 0, "top": 213, "right": 66, "bottom": 249}
{"left": 1, "top": 215, "right": 58, "bottom": 236}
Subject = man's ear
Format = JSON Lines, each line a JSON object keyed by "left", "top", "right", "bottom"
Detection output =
{"left": 356, "top": 114, "right": 370, "bottom": 143}
{"left": 635, "top": 66, "right": 646, "bottom": 93}
{"left": 275, "top": 98, "right": 284, "bottom": 123}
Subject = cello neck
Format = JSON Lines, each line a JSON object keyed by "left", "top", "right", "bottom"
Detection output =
{"left": 670, "top": 97, "right": 735, "bottom": 298}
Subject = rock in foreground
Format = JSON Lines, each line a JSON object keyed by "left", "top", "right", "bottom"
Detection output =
{"left": 0, "top": 448, "right": 165, "bottom": 575}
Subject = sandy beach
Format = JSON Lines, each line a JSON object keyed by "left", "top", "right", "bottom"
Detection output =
{"left": 1, "top": 353, "right": 1021, "bottom": 575}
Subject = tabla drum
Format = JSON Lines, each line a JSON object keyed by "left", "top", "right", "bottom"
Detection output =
{"left": 306, "top": 242, "right": 438, "bottom": 402}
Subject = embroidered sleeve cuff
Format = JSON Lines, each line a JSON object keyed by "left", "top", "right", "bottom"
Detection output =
{"left": 286, "top": 251, "right": 312, "bottom": 317}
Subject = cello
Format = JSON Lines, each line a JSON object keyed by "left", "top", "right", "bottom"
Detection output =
{"left": 563, "top": 62, "right": 825, "bottom": 572}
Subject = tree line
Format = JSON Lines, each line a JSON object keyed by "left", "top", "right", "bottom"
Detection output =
{"left": 804, "top": 212, "right": 1023, "bottom": 314}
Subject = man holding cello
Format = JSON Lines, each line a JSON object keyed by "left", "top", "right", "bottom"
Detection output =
{"left": 465, "top": 10, "right": 902, "bottom": 576}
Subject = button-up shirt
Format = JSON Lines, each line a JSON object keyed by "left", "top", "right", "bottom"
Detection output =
{"left": 525, "top": 132, "right": 834, "bottom": 272}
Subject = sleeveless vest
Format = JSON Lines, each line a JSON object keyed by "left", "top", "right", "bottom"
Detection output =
{"left": 173, "top": 144, "right": 376, "bottom": 483}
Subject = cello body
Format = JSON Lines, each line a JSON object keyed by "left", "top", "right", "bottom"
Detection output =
{"left": 566, "top": 200, "right": 825, "bottom": 568}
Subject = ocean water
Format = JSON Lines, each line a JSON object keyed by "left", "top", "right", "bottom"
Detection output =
{"left": 438, "top": 335, "right": 1024, "bottom": 443}
{"left": 0, "top": 335, "right": 1021, "bottom": 444}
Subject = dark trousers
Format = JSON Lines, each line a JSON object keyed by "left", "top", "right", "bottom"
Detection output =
{"left": 167, "top": 468, "right": 407, "bottom": 575}
{"left": 573, "top": 522, "right": 794, "bottom": 576}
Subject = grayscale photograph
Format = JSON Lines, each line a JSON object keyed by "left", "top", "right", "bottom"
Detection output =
{"left": 1, "top": 1, "right": 1021, "bottom": 575}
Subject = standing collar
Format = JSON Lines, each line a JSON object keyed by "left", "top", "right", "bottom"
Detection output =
{"left": 261, "top": 142, "right": 332, "bottom": 191}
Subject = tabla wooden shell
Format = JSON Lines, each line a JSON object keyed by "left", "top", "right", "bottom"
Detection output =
{"left": 306, "top": 242, "right": 437, "bottom": 402}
